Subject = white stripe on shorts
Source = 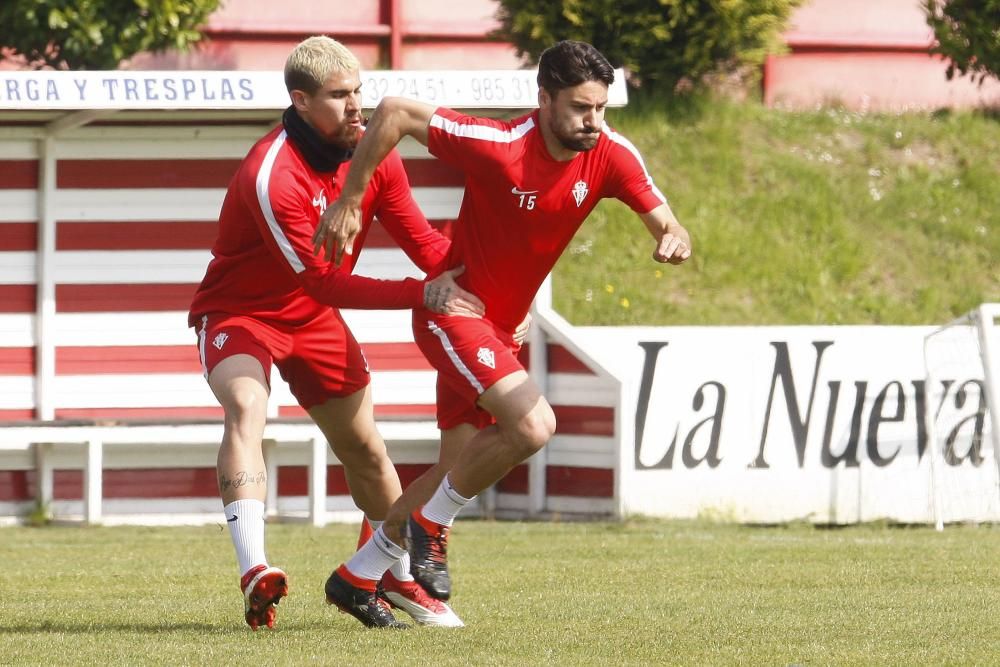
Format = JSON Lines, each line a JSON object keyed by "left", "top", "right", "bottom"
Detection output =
{"left": 426, "top": 320, "right": 484, "bottom": 394}
{"left": 198, "top": 315, "right": 209, "bottom": 380}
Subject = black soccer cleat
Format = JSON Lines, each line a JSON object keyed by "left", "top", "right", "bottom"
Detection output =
{"left": 408, "top": 513, "right": 452, "bottom": 601}
{"left": 325, "top": 568, "right": 410, "bottom": 629}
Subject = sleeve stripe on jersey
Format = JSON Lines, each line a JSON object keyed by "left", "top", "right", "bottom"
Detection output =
{"left": 256, "top": 130, "right": 307, "bottom": 274}
{"left": 430, "top": 113, "right": 536, "bottom": 144}
{"left": 601, "top": 124, "right": 667, "bottom": 205}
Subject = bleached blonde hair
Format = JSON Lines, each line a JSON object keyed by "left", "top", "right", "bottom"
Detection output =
{"left": 284, "top": 36, "right": 360, "bottom": 94}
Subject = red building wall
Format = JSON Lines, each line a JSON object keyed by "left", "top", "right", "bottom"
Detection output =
{"left": 129, "top": 0, "right": 521, "bottom": 71}
{"left": 765, "top": 0, "right": 1000, "bottom": 110}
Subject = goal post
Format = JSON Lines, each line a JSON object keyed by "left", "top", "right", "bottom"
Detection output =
{"left": 923, "top": 303, "right": 1000, "bottom": 530}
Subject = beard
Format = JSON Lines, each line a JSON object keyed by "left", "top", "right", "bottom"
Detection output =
{"left": 331, "top": 122, "right": 362, "bottom": 150}
{"left": 554, "top": 125, "right": 600, "bottom": 152}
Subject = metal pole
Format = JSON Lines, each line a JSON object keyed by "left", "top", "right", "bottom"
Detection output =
{"left": 34, "top": 135, "right": 56, "bottom": 420}
{"left": 388, "top": 0, "right": 403, "bottom": 69}
{"left": 975, "top": 304, "right": 1000, "bottom": 496}
{"left": 526, "top": 277, "right": 552, "bottom": 516}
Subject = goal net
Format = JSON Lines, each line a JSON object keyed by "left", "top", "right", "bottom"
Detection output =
{"left": 923, "top": 303, "right": 1000, "bottom": 529}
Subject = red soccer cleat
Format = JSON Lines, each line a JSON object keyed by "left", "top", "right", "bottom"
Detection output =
{"left": 240, "top": 565, "right": 289, "bottom": 630}
{"left": 381, "top": 571, "right": 464, "bottom": 627}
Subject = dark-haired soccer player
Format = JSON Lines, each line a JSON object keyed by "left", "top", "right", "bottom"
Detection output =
{"left": 189, "top": 36, "right": 482, "bottom": 631}
{"left": 315, "top": 40, "right": 692, "bottom": 627}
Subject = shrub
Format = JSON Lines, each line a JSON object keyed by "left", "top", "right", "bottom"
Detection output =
{"left": 0, "top": 0, "right": 220, "bottom": 70}
{"left": 493, "top": 0, "right": 803, "bottom": 93}
{"left": 924, "top": 0, "right": 1000, "bottom": 85}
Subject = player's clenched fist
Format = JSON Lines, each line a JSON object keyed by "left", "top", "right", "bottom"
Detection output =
{"left": 653, "top": 228, "right": 692, "bottom": 265}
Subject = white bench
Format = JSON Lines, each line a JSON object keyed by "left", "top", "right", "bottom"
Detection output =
{"left": 0, "top": 418, "right": 440, "bottom": 526}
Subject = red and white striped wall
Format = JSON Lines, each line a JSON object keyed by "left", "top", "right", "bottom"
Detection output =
{"left": 0, "top": 97, "right": 622, "bottom": 523}
{"left": 0, "top": 123, "right": 455, "bottom": 418}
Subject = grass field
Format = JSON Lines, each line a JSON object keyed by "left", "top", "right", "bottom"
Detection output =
{"left": 3, "top": 519, "right": 999, "bottom": 665}
{"left": 554, "top": 96, "right": 1000, "bottom": 326}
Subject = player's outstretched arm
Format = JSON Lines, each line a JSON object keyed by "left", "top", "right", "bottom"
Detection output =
{"left": 313, "top": 96, "right": 437, "bottom": 265}
{"left": 640, "top": 202, "right": 692, "bottom": 265}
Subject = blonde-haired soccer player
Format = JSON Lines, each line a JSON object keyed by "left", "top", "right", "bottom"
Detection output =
{"left": 190, "top": 35, "right": 480, "bottom": 630}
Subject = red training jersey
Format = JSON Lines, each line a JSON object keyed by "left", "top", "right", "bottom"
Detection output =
{"left": 189, "top": 125, "right": 448, "bottom": 327}
{"left": 426, "top": 107, "right": 666, "bottom": 332}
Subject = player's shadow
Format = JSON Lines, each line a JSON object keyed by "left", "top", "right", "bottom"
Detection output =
{"left": 0, "top": 618, "right": 350, "bottom": 633}
{"left": 0, "top": 621, "right": 220, "bottom": 633}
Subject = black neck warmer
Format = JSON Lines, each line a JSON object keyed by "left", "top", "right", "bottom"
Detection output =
{"left": 282, "top": 106, "right": 353, "bottom": 173}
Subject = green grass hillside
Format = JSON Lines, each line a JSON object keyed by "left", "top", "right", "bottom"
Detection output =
{"left": 554, "top": 96, "right": 999, "bottom": 325}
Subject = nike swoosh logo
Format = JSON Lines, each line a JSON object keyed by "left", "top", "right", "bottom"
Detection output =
{"left": 511, "top": 187, "right": 539, "bottom": 195}
{"left": 312, "top": 187, "right": 326, "bottom": 208}
{"left": 227, "top": 515, "right": 238, "bottom": 522}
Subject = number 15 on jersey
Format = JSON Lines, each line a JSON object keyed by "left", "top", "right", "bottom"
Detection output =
{"left": 512, "top": 187, "right": 538, "bottom": 210}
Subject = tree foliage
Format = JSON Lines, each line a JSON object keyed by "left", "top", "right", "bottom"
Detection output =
{"left": 0, "top": 0, "right": 220, "bottom": 70}
{"left": 924, "top": 0, "right": 1000, "bottom": 85}
{"left": 493, "top": 0, "right": 802, "bottom": 92}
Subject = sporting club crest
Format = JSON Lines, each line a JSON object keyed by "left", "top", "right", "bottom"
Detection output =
{"left": 212, "top": 332, "right": 229, "bottom": 350}
{"left": 572, "top": 180, "right": 589, "bottom": 207}
{"left": 476, "top": 347, "right": 496, "bottom": 369}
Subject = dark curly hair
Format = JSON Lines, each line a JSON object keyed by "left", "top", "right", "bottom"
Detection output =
{"left": 537, "top": 40, "right": 614, "bottom": 95}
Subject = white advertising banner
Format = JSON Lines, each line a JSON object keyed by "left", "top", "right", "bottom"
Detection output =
{"left": 573, "top": 325, "right": 998, "bottom": 524}
{"left": 0, "top": 69, "right": 629, "bottom": 110}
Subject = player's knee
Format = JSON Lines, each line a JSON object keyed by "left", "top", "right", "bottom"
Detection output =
{"left": 224, "top": 387, "right": 267, "bottom": 433}
{"left": 511, "top": 404, "right": 556, "bottom": 457}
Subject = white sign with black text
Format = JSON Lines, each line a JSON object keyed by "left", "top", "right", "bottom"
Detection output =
{"left": 572, "top": 325, "right": 997, "bottom": 524}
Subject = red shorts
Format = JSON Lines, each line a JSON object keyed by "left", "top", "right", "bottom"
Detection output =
{"left": 194, "top": 311, "right": 369, "bottom": 410}
{"left": 412, "top": 308, "right": 524, "bottom": 430}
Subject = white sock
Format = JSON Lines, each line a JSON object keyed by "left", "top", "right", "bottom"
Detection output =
{"left": 421, "top": 474, "right": 473, "bottom": 527}
{"left": 367, "top": 518, "right": 413, "bottom": 582}
{"left": 344, "top": 525, "right": 406, "bottom": 582}
{"left": 224, "top": 499, "right": 267, "bottom": 576}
